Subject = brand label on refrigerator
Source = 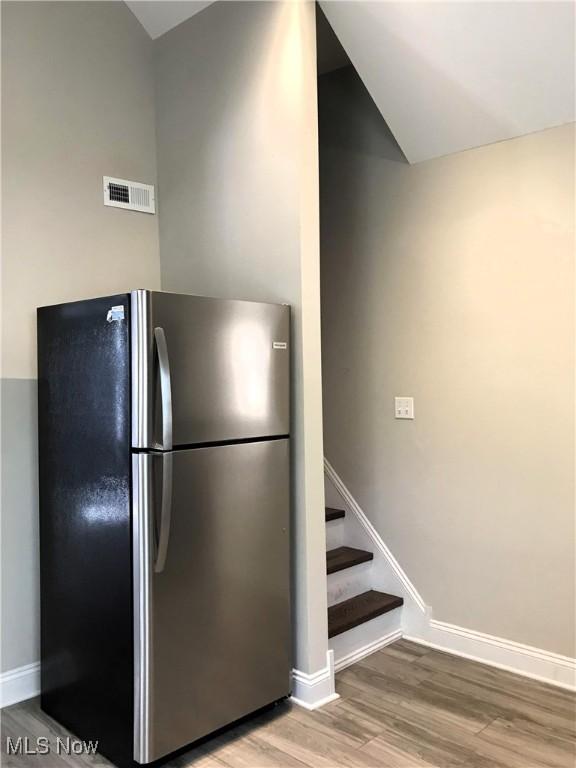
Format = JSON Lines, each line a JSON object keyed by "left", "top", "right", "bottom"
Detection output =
{"left": 273, "top": 342, "right": 287, "bottom": 350}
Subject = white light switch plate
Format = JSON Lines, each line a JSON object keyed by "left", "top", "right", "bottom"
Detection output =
{"left": 395, "top": 397, "right": 414, "bottom": 419}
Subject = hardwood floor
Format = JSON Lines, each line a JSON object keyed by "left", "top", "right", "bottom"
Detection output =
{"left": 2, "top": 640, "right": 575, "bottom": 767}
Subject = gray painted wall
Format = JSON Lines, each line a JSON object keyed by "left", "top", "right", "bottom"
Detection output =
{"left": 1, "top": 381, "right": 39, "bottom": 672}
{"left": 2, "top": 1, "right": 160, "bottom": 380}
{"left": 1, "top": 1, "right": 160, "bottom": 673}
{"left": 155, "top": 1, "right": 300, "bottom": 304}
{"left": 155, "top": 1, "right": 329, "bottom": 675}
{"left": 319, "top": 67, "right": 575, "bottom": 657}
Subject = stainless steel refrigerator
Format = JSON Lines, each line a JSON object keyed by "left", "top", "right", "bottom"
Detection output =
{"left": 37, "top": 290, "right": 291, "bottom": 767}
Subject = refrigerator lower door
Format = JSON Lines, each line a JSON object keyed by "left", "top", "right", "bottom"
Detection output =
{"left": 132, "top": 439, "right": 291, "bottom": 763}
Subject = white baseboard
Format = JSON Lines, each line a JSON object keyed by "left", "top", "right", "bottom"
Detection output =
{"left": 2, "top": 656, "right": 340, "bottom": 713}
{"left": 0, "top": 662, "right": 40, "bottom": 708}
{"left": 407, "top": 620, "right": 576, "bottom": 692}
{"left": 291, "top": 650, "right": 339, "bottom": 710}
{"left": 324, "top": 459, "right": 426, "bottom": 613}
{"left": 334, "top": 627, "right": 402, "bottom": 672}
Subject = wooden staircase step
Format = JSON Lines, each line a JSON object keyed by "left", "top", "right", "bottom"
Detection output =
{"left": 326, "top": 546, "right": 373, "bottom": 575}
{"left": 325, "top": 507, "right": 345, "bottom": 522}
{"left": 328, "top": 590, "right": 404, "bottom": 638}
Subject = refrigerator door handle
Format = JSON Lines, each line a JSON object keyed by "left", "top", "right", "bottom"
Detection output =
{"left": 155, "top": 453, "right": 173, "bottom": 574}
{"left": 154, "top": 326, "right": 173, "bottom": 450}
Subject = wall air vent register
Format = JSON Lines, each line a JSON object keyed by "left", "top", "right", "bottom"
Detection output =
{"left": 103, "top": 176, "right": 155, "bottom": 214}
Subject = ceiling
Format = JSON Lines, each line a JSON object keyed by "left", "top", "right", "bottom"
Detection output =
{"left": 319, "top": 1, "right": 575, "bottom": 163}
{"left": 126, "top": 1, "right": 212, "bottom": 39}
{"left": 316, "top": 4, "right": 351, "bottom": 76}
{"left": 126, "top": 0, "right": 575, "bottom": 164}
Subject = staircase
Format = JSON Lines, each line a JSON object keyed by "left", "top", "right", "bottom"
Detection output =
{"left": 325, "top": 507, "right": 404, "bottom": 640}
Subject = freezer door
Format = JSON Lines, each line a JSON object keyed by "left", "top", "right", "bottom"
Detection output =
{"left": 132, "top": 439, "right": 291, "bottom": 764}
{"left": 131, "top": 290, "right": 290, "bottom": 449}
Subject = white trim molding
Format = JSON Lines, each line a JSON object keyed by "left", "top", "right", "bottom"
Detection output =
{"left": 407, "top": 621, "right": 576, "bottom": 692}
{"left": 334, "top": 628, "right": 402, "bottom": 673}
{"left": 324, "top": 458, "right": 426, "bottom": 613}
{"left": 291, "top": 650, "right": 339, "bottom": 710}
{"left": 0, "top": 662, "right": 40, "bottom": 708}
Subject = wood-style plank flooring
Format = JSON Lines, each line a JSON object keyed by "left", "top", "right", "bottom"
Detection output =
{"left": 2, "top": 640, "right": 575, "bottom": 767}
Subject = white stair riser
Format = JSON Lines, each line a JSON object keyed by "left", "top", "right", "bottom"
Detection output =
{"left": 325, "top": 517, "right": 345, "bottom": 550}
{"left": 327, "top": 561, "right": 373, "bottom": 607}
{"left": 330, "top": 608, "right": 403, "bottom": 670}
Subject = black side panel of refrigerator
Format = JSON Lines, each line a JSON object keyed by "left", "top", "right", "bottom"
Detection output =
{"left": 37, "top": 295, "right": 133, "bottom": 767}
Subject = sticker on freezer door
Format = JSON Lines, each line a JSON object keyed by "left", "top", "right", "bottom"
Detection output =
{"left": 106, "top": 305, "right": 125, "bottom": 322}
{"left": 273, "top": 342, "right": 287, "bottom": 349}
